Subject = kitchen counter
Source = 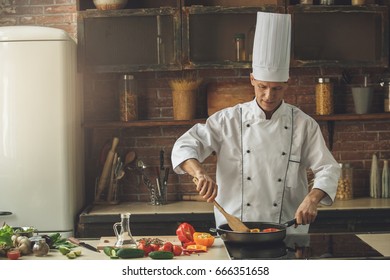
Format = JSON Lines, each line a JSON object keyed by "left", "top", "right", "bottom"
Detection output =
{"left": 18, "top": 235, "right": 230, "bottom": 260}
{"left": 77, "top": 198, "right": 390, "bottom": 237}
{"left": 14, "top": 233, "right": 390, "bottom": 260}
{"left": 318, "top": 197, "right": 390, "bottom": 210}
{"left": 83, "top": 198, "right": 390, "bottom": 215}
{"left": 357, "top": 233, "right": 390, "bottom": 257}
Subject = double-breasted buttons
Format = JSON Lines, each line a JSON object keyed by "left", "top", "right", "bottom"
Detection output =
{"left": 246, "top": 203, "right": 251, "bottom": 206}
{"left": 273, "top": 203, "right": 278, "bottom": 207}
{"left": 246, "top": 124, "right": 250, "bottom": 128}
{"left": 282, "top": 152, "right": 286, "bottom": 156}
{"left": 247, "top": 177, "right": 251, "bottom": 181}
{"left": 246, "top": 150, "right": 250, "bottom": 153}
{"left": 278, "top": 178, "right": 282, "bottom": 182}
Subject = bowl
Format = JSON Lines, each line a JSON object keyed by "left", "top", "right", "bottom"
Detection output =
{"left": 12, "top": 227, "right": 36, "bottom": 238}
{"left": 93, "top": 0, "right": 128, "bottom": 10}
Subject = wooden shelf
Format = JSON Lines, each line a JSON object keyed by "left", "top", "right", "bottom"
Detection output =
{"left": 313, "top": 113, "right": 390, "bottom": 122}
{"left": 83, "top": 113, "right": 390, "bottom": 129}
{"left": 313, "top": 113, "right": 390, "bottom": 150}
{"left": 83, "top": 119, "right": 206, "bottom": 129}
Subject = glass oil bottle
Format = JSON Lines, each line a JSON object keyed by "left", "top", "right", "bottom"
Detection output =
{"left": 113, "top": 213, "right": 137, "bottom": 248}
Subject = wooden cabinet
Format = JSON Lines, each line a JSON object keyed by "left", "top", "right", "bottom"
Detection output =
{"left": 289, "top": 5, "right": 389, "bottom": 67}
{"left": 181, "top": 5, "right": 283, "bottom": 69}
{"left": 77, "top": 2, "right": 181, "bottom": 72}
{"left": 77, "top": 0, "right": 287, "bottom": 72}
{"left": 77, "top": 1, "right": 389, "bottom": 72}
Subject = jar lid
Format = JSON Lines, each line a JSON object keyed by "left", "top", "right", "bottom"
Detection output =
{"left": 318, "top": 77, "right": 330, "bottom": 83}
{"left": 234, "top": 33, "right": 245, "bottom": 39}
{"left": 339, "top": 163, "right": 351, "bottom": 168}
{"left": 123, "top": 75, "right": 134, "bottom": 80}
{"left": 120, "top": 213, "right": 131, "bottom": 218}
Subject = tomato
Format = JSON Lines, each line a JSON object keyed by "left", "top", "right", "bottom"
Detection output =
{"left": 262, "top": 228, "right": 280, "bottom": 232}
{"left": 138, "top": 243, "right": 152, "bottom": 256}
{"left": 193, "top": 232, "right": 215, "bottom": 247}
{"left": 150, "top": 243, "right": 160, "bottom": 251}
{"left": 176, "top": 222, "right": 195, "bottom": 244}
{"left": 159, "top": 242, "right": 173, "bottom": 252}
{"left": 172, "top": 245, "right": 182, "bottom": 256}
{"left": 7, "top": 249, "right": 20, "bottom": 260}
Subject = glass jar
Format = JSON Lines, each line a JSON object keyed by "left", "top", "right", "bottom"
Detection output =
{"left": 315, "top": 77, "right": 334, "bottom": 115}
{"left": 32, "top": 238, "right": 50, "bottom": 256}
{"left": 233, "top": 33, "right": 246, "bottom": 62}
{"left": 336, "top": 163, "right": 353, "bottom": 200}
{"left": 119, "top": 74, "right": 138, "bottom": 121}
{"left": 246, "top": 25, "right": 256, "bottom": 62}
{"left": 385, "top": 87, "right": 390, "bottom": 113}
{"left": 382, "top": 160, "right": 389, "bottom": 198}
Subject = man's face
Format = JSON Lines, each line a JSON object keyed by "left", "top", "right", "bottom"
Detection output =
{"left": 250, "top": 74, "right": 288, "bottom": 115}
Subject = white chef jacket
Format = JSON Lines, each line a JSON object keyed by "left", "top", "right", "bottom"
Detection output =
{"left": 171, "top": 99, "right": 340, "bottom": 233}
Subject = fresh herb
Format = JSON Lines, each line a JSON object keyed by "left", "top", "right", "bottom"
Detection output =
{"left": 0, "top": 223, "right": 14, "bottom": 247}
{"left": 48, "top": 233, "right": 76, "bottom": 250}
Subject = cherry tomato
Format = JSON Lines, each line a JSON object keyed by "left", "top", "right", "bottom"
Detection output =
{"left": 7, "top": 249, "right": 20, "bottom": 260}
{"left": 138, "top": 243, "right": 152, "bottom": 256}
{"left": 159, "top": 242, "right": 173, "bottom": 252}
{"left": 172, "top": 245, "right": 182, "bottom": 256}
{"left": 150, "top": 243, "right": 160, "bottom": 251}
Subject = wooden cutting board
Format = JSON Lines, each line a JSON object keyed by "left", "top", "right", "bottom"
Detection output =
{"left": 97, "top": 236, "right": 118, "bottom": 249}
{"left": 96, "top": 236, "right": 181, "bottom": 250}
{"left": 207, "top": 81, "right": 254, "bottom": 116}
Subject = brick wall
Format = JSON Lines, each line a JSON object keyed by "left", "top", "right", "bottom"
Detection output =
{"left": 85, "top": 68, "right": 390, "bottom": 203}
{"left": 0, "top": 0, "right": 77, "bottom": 40}
{"left": 2, "top": 1, "right": 390, "bottom": 204}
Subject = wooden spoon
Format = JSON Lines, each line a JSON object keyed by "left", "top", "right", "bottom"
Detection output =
{"left": 192, "top": 177, "right": 250, "bottom": 232}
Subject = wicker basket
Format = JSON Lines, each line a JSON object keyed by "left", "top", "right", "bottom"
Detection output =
{"left": 169, "top": 78, "right": 202, "bottom": 120}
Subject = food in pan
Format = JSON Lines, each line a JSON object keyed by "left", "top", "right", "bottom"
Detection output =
{"left": 249, "top": 227, "right": 280, "bottom": 233}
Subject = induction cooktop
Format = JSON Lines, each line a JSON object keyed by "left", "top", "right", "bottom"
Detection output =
{"left": 224, "top": 233, "right": 383, "bottom": 259}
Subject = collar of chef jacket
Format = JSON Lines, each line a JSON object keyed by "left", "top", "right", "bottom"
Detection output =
{"left": 248, "top": 98, "right": 288, "bottom": 120}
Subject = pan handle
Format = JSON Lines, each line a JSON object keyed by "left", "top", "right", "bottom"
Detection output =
{"left": 284, "top": 218, "right": 297, "bottom": 228}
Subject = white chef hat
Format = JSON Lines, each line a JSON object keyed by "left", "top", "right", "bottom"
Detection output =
{"left": 252, "top": 12, "right": 291, "bottom": 82}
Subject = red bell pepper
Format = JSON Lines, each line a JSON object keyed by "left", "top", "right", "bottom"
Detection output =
{"left": 176, "top": 222, "right": 195, "bottom": 244}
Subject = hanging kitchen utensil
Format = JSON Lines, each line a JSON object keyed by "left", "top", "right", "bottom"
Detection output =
{"left": 124, "top": 150, "right": 136, "bottom": 166}
{"left": 192, "top": 177, "right": 250, "bottom": 232}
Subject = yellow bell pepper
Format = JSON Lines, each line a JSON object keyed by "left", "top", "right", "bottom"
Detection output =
{"left": 193, "top": 232, "right": 215, "bottom": 247}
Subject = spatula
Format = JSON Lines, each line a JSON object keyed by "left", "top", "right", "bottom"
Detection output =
{"left": 192, "top": 177, "right": 250, "bottom": 232}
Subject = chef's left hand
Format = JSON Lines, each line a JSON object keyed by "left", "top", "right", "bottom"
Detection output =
{"left": 294, "top": 189, "right": 326, "bottom": 226}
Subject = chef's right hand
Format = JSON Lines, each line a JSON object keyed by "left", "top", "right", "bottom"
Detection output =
{"left": 194, "top": 174, "right": 218, "bottom": 203}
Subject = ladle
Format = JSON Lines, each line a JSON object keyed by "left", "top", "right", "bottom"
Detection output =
{"left": 192, "top": 177, "right": 250, "bottom": 232}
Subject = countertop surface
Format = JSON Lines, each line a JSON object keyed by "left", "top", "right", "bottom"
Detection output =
{"left": 17, "top": 235, "right": 230, "bottom": 260}
{"left": 12, "top": 233, "right": 390, "bottom": 260}
{"left": 357, "top": 233, "right": 390, "bottom": 256}
{"left": 85, "top": 198, "right": 390, "bottom": 216}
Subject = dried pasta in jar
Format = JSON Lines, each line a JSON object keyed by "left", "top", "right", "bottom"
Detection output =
{"left": 316, "top": 78, "right": 333, "bottom": 115}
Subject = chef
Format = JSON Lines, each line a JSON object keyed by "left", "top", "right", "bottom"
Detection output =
{"left": 171, "top": 12, "right": 340, "bottom": 233}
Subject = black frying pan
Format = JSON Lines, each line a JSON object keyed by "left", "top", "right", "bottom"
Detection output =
{"left": 215, "top": 219, "right": 296, "bottom": 244}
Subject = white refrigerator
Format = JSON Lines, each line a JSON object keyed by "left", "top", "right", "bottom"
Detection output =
{"left": 0, "top": 26, "right": 84, "bottom": 237}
